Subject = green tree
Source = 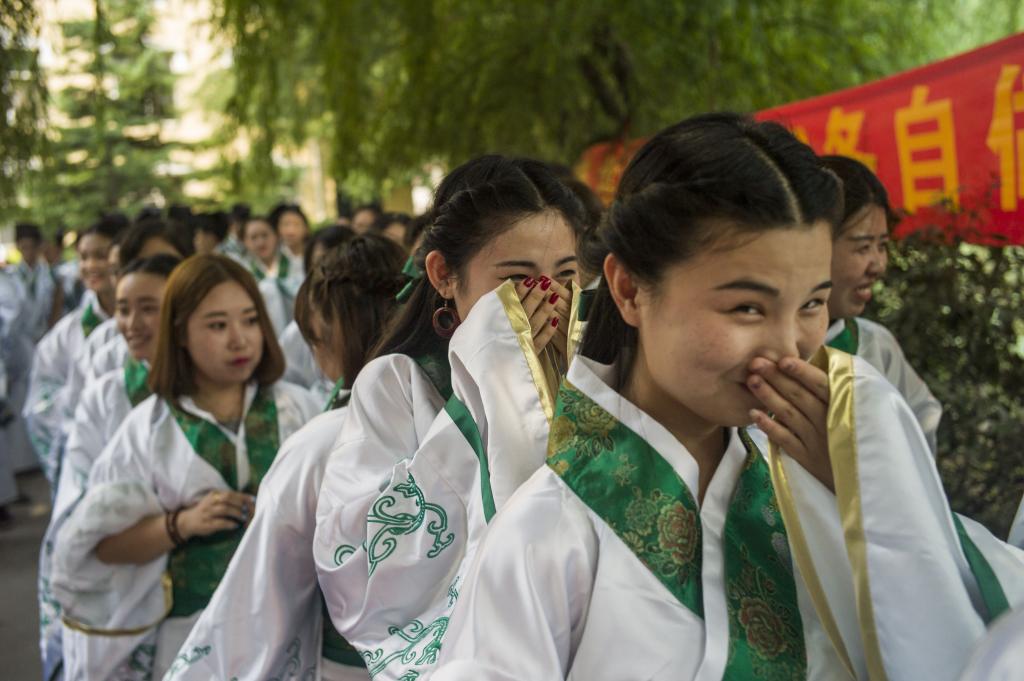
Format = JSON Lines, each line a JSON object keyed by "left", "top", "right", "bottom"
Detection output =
{"left": 24, "top": 0, "right": 181, "bottom": 229}
{"left": 0, "top": 0, "right": 47, "bottom": 212}
{"left": 213, "top": 0, "right": 1022, "bottom": 197}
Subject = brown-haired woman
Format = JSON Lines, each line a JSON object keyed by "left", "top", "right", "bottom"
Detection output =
{"left": 165, "top": 235, "right": 405, "bottom": 681}
{"left": 50, "top": 254, "right": 319, "bottom": 681}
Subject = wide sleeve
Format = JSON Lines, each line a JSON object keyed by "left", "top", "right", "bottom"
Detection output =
{"left": 23, "top": 317, "right": 75, "bottom": 481}
{"left": 433, "top": 473, "right": 598, "bottom": 681}
{"left": 50, "top": 399, "right": 168, "bottom": 632}
{"left": 869, "top": 321, "right": 942, "bottom": 455}
{"left": 776, "top": 353, "right": 990, "bottom": 681}
{"left": 315, "top": 355, "right": 445, "bottom": 519}
{"left": 273, "top": 380, "right": 321, "bottom": 439}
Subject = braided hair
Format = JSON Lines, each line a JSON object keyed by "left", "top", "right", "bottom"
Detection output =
{"left": 295, "top": 234, "right": 406, "bottom": 384}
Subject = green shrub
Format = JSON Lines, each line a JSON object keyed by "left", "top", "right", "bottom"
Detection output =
{"left": 871, "top": 205, "right": 1024, "bottom": 538}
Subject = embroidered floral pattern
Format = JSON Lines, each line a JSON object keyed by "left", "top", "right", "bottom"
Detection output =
{"left": 723, "top": 434, "right": 806, "bottom": 679}
{"left": 657, "top": 501, "right": 699, "bottom": 567}
{"left": 547, "top": 382, "right": 703, "bottom": 616}
{"left": 548, "top": 383, "right": 807, "bottom": 679}
{"left": 167, "top": 386, "right": 281, "bottom": 617}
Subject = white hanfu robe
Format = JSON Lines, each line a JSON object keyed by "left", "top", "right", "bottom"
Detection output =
{"left": 0, "top": 307, "right": 17, "bottom": 505}
{"left": 88, "top": 334, "right": 130, "bottom": 383}
{"left": 434, "top": 352, "right": 1024, "bottom": 681}
{"left": 958, "top": 607, "right": 1024, "bottom": 681}
{"left": 826, "top": 317, "right": 942, "bottom": 454}
{"left": 65, "top": 317, "right": 119, "bottom": 406}
{"left": 24, "top": 291, "right": 111, "bottom": 484}
{"left": 163, "top": 398, "right": 371, "bottom": 681}
{"left": 50, "top": 381, "right": 318, "bottom": 681}
{"left": 249, "top": 253, "right": 303, "bottom": 337}
{"left": 1008, "top": 494, "right": 1024, "bottom": 549}
{"left": 38, "top": 363, "right": 148, "bottom": 678}
{"left": 314, "top": 283, "right": 570, "bottom": 681}
{"left": 2, "top": 261, "right": 56, "bottom": 473}
{"left": 314, "top": 349, "right": 451, "bottom": 532}
{"left": 280, "top": 320, "right": 333, "bottom": 404}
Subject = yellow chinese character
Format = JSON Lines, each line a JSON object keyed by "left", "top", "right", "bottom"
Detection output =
{"left": 894, "top": 86, "right": 960, "bottom": 211}
{"left": 985, "top": 64, "right": 1024, "bottom": 211}
{"left": 823, "top": 107, "right": 877, "bottom": 171}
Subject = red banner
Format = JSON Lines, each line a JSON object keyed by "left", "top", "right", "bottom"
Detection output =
{"left": 579, "top": 33, "right": 1024, "bottom": 244}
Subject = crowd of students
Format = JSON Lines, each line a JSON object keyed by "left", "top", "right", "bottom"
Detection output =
{"left": 1, "top": 112, "right": 1023, "bottom": 681}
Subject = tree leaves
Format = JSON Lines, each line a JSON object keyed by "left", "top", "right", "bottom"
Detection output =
{"left": 212, "top": 0, "right": 1023, "bottom": 198}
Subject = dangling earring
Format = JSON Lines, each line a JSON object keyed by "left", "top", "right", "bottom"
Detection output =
{"left": 432, "top": 298, "right": 461, "bottom": 339}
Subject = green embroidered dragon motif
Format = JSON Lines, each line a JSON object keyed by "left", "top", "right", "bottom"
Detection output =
{"left": 363, "top": 473, "right": 455, "bottom": 576}
{"left": 361, "top": 617, "right": 448, "bottom": 678}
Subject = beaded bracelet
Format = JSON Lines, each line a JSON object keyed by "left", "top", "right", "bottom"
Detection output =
{"left": 165, "top": 509, "right": 185, "bottom": 547}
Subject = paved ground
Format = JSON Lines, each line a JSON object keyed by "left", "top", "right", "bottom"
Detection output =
{"left": 1, "top": 471, "right": 51, "bottom": 681}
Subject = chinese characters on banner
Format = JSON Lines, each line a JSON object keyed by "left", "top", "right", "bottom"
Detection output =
{"left": 578, "top": 33, "right": 1024, "bottom": 244}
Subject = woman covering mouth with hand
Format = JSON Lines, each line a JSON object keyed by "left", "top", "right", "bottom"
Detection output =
{"left": 50, "top": 254, "right": 319, "bottom": 681}
{"left": 819, "top": 155, "right": 942, "bottom": 455}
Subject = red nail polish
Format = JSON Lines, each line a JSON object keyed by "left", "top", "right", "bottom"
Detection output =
{"left": 551, "top": 317, "right": 559, "bottom": 327}
{"left": 539, "top": 275, "right": 550, "bottom": 282}
{"left": 523, "top": 277, "right": 535, "bottom": 287}
{"left": 540, "top": 279, "right": 551, "bottom": 291}
{"left": 549, "top": 293, "right": 559, "bottom": 304}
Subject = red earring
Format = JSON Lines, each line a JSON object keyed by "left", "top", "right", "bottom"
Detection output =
{"left": 432, "top": 298, "right": 461, "bottom": 339}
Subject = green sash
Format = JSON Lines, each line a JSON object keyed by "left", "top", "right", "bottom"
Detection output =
{"left": 413, "top": 352, "right": 453, "bottom": 402}
{"left": 250, "top": 252, "right": 290, "bottom": 283}
{"left": 444, "top": 395, "right": 494, "bottom": 522}
{"left": 547, "top": 382, "right": 807, "bottom": 677}
{"left": 80, "top": 302, "right": 102, "bottom": 338}
{"left": 324, "top": 377, "right": 350, "bottom": 412}
{"left": 122, "top": 358, "right": 151, "bottom": 407}
{"left": 166, "top": 385, "right": 280, "bottom": 617}
{"left": 826, "top": 319, "right": 859, "bottom": 355}
{"left": 953, "top": 515, "right": 1010, "bottom": 623}
{"left": 412, "top": 353, "right": 495, "bottom": 521}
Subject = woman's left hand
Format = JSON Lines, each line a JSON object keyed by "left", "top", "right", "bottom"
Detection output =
{"left": 746, "top": 356, "right": 834, "bottom": 492}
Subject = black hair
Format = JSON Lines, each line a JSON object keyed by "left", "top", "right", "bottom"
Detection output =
{"left": 135, "top": 205, "right": 163, "bottom": 222}
{"left": 353, "top": 202, "right": 382, "bottom": 219}
{"left": 371, "top": 211, "right": 411, "bottom": 237}
{"left": 296, "top": 234, "right": 406, "bottom": 384}
{"left": 229, "top": 202, "right": 251, "bottom": 225}
{"left": 80, "top": 213, "right": 127, "bottom": 244}
{"left": 15, "top": 222, "right": 42, "bottom": 244}
{"left": 194, "top": 211, "right": 230, "bottom": 241}
{"left": 303, "top": 225, "right": 356, "bottom": 275}
{"left": 819, "top": 155, "right": 898, "bottom": 235}
{"left": 373, "top": 154, "right": 587, "bottom": 360}
{"left": 268, "top": 202, "right": 309, "bottom": 232}
{"left": 118, "top": 253, "right": 182, "bottom": 280}
{"left": 580, "top": 112, "right": 843, "bottom": 385}
{"left": 118, "top": 218, "right": 193, "bottom": 265}
{"left": 403, "top": 214, "right": 431, "bottom": 251}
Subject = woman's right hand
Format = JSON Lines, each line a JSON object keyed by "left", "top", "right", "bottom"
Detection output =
{"left": 176, "top": 490, "right": 255, "bottom": 540}
{"left": 516, "top": 276, "right": 571, "bottom": 356}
